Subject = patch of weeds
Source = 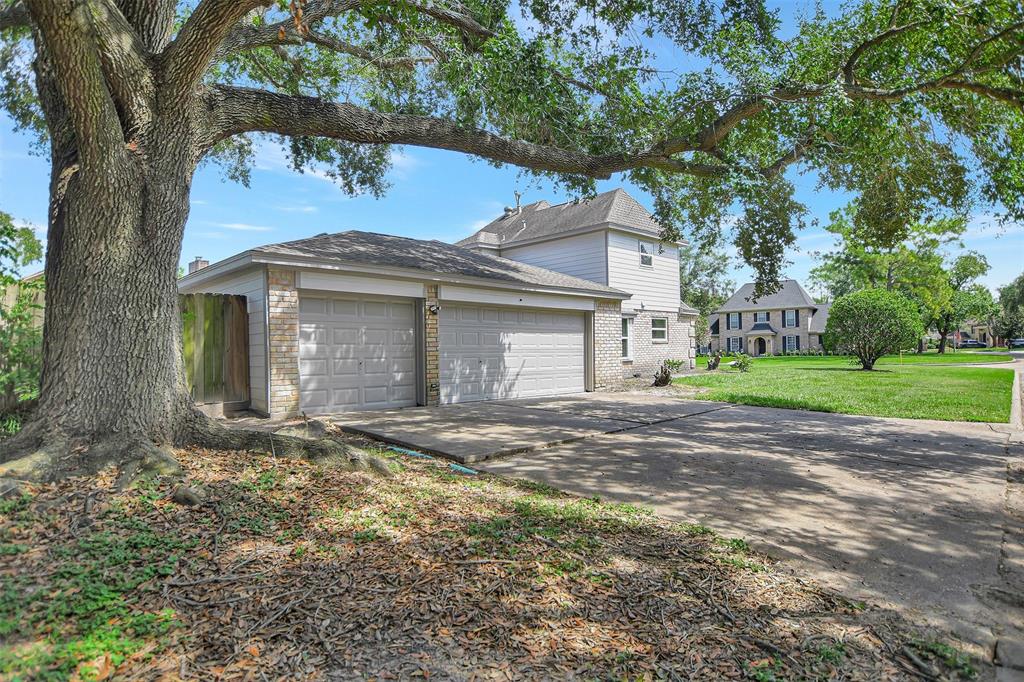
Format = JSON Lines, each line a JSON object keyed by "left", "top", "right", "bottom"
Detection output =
{"left": 719, "top": 537, "right": 750, "bottom": 552}
{"left": 512, "top": 495, "right": 652, "bottom": 533}
{"left": 0, "top": 505, "right": 193, "bottom": 680}
{"left": 353, "top": 529, "right": 379, "bottom": 543}
{"left": 911, "top": 639, "right": 976, "bottom": 679}
{"left": 586, "top": 571, "right": 612, "bottom": 586}
{"left": 0, "top": 493, "right": 33, "bottom": 517}
{"left": 0, "top": 542, "right": 28, "bottom": 555}
{"left": 746, "top": 656, "right": 782, "bottom": 681}
{"left": 679, "top": 523, "right": 715, "bottom": 536}
{"left": 0, "top": 412, "right": 21, "bottom": 437}
{"left": 510, "top": 478, "right": 562, "bottom": 496}
{"left": 816, "top": 642, "right": 846, "bottom": 664}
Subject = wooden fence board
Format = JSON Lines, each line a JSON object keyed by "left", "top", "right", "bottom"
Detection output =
{"left": 180, "top": 293, "right": 248, "bottom": 412}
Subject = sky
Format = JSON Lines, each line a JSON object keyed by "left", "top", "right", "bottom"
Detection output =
{"left": 2, "top": 0, "right": 1023, "bottom": 296}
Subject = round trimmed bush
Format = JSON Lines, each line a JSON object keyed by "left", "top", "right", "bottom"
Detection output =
{"left": 824, "top": 289, "right": 923, "bottom": 370}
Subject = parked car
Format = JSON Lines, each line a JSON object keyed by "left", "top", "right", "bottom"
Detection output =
{"left": 1009, "top": 338, "right": 1024, "bottom": 349}
{"left": 957, "top": 339, "right": 987, "bottom": 348}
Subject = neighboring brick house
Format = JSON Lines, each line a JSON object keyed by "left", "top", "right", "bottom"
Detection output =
{"left": 708, "top": 280, "right": 830, "bottom": 356}
{"left": 458, "top": 188, "right": 698, "bottom": 378}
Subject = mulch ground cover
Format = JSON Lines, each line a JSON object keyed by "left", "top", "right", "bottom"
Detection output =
{"left": 0, "top": 439, "right": 980, "bottom": 680}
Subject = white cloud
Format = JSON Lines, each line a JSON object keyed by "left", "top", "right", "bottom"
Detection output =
{"left": 963, "top": 212, "right": 1024, "bottom": 239}
{"left": 209, "top": 222, "right": 274, "bottom": 232}
{"left": 274, "top": 204, "right": 318, "bottom": 213}
{"left": 191, "top": 199, "right": 209, "bottom": 206}
{"left": 389, "top": 148, "right": 420, "bottom": 179}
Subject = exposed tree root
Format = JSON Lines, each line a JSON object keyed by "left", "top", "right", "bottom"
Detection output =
{"left": 0, "top": 408, "right": 392, "bottom": 485}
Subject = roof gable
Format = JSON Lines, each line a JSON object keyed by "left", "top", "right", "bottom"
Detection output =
{"left": 457, "top": 188, "right": 664, "bottom": 248}
{"left": 716, "top": 280, "right": 817, "bottom": 313}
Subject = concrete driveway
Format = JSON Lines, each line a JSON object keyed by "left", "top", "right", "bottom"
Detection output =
{"left": 332, "top": 391, "right": 1023, "bottom": 646}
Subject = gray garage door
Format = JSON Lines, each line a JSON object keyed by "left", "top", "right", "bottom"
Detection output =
{"left": 439, "top": 304, "right": 585, "bottom": 403}
{"left": 298, "top": 295, "right": 417, "bottom": 414}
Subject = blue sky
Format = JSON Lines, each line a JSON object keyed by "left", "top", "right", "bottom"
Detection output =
{"left": 3, "top": 117, "right": 1021, "bottom": 295}
{"left": 2, "top": 0, "right": 1022, "bottom": 294}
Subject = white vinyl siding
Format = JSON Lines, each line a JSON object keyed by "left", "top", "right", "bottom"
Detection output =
{"left": 651, "top": 317, "right": 668, "bottom": 342}
{"left": 181, "top": 266, "right": 268, "bottom": 414}
{"left": 621, "top": 317, "right": 633, "bottom": 359}
{"left": 500, "top": 231, "right": 607, "bottom": 284}
{"left": 606, "top": 229, "right": 681, "bottom": 312}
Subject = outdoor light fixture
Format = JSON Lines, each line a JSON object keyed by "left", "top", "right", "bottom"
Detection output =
{"left": 427, "top": 303, "right": 440, "bottom": 315}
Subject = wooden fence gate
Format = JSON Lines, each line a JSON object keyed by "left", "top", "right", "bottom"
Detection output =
{"left": 180, "top": 293, "right": 250, "bottom": 416}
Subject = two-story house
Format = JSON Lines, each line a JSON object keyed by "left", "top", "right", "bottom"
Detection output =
{"left": 458, "top": 189, "right": 698, "bottom": 378}
{"left": 709, "top": 280, "right": 830, "bottom": 356}
{"left": 178, "top": 188, "right": 696, "bottom": 417}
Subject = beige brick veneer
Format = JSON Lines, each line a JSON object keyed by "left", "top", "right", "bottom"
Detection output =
{"left": 625, "top": 310, "right": 696, "bottom": 378}
{"left": 267, "top": 268, "right": 300, "bottom": 417}
{"left": 424, "top": 285, "right": 440, "bottom": 406}
{"left": 594, "top": 299, "right": 623, "bottom": 390}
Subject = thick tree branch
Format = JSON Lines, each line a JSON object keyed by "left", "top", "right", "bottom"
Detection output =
{"left": 87, "top": 0, "right": 155, "bottom": 138}
{"left": 117, "top": 0, "right": 176, "bottom": 52}
{"left": 25, "top": 0, "right": 124, "bottom": 169}
{"left": 843, "top": 20, "right": 928, "bottom": 84}
{"left": 161, "top": 0, "right": 270, "bottom": 99}
{"left": 0, "top": 0, "right": 28, "bottom": 30}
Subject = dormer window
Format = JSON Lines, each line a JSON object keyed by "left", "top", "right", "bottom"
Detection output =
{"left": 638, "top": 240, "right": 654, "bottom": 267}
{"left": 754, "top": 311, "right": 769, "bottom": 323}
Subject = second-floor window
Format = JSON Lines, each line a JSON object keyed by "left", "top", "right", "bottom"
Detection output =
{"left": 638, "top": 240, "right": 654, "bottom": 267}
{"left": 727, "top": 312, "right": 741, "bottom": 330}
{"left": 784, "top": 309, "right": 797, "bottom": 327}
{"left": 754, "top": 311, "right": 769, "bottom": 323}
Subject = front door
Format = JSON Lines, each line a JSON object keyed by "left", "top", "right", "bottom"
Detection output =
{"left": 755, "top": 337, "right": 766, "bottom": 356}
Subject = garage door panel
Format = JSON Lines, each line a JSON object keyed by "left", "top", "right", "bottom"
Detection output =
{"left": 299, "top": 295, "right": 418, "bottom": 414}
{"left": 440, "top": 304, "right": 584, "bottom": 404}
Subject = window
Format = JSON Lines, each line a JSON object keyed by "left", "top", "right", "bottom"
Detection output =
{"left": 784, "top": 309, "right": 796, "bottom": 328}
{"left": 754, "top": 311, "right": 768, "bottom": 323}
{"left": 621, "top": 317, "right": 633, "bottom": 359}
{"left": 784, "top": 335, "right": 800, "bottom": 352}
{"left": 727, "top": 312, "right": 741, "bottom": 330}
{"left": 651, "top": 317, "right": 668, "bottom": 342}
{"left": 728, "top": 337, "right": 741, "bottom": 352}
{"left": 638, "top": 240, "right": 654, "bottom": 267}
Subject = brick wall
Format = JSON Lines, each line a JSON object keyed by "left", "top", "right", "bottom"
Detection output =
{"left": 593, "top": 299, "right": 622, "bottom": 390}
{"left": 267, "top": 268, "right": 300, "bottom": 417}
{"left": 625, "top": 310, "right": 695, "bottom": 378}
{"left": 424, "top": 285, "right": 440, "bottom": 406}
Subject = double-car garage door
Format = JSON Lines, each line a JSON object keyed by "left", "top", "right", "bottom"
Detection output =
{"left": 298, "top": 294, "right": 586, "bottom": 414}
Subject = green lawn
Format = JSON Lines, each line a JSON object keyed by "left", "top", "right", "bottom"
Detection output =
{"left": 678, "top": 355, "right": 1015, "bottom": 422}
{"left": 695, "top": 351, "right": 1012, "bottom": 369}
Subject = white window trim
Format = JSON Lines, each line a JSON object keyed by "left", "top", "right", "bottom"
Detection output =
{"left": 638, "top": 240, "right": 654, "bottom": 268}
{"left": 728, "top": 337, "right": 741, "bottom": 352}
{"left": 784, "top": 335, "right": 797, "bottom": 351}
{"left": 784, "top": 309, "right": 796, "bottom": 328}
{"left": 651, "top": 317, "right": 669, "bottom": 343}
{"left": 754, "top": 311, "right": 768, "bottom": 323}
{"left": 727, "top": 312, "right": 740, "bottom": 330}
{"left": 621, "top": 317, "right": 633, "bottom": 360}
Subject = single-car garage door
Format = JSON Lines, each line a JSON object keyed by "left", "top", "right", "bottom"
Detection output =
{"left": 298, "top": 295, "right": 417, "bottom": 414}
{"left": 439, "top": 304, "right": 585, "bottom": 403}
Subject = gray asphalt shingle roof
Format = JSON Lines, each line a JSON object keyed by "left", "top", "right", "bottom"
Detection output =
{"left": 252, "top": 230, "right": 628, "bottom": 297}
{"left": 808, "top": 302, "right": 831, "bottom": 333}
{"left": 746, "top": 321, "right": 778, "bottom": 334}
{"left": 715, "top": 279, "right": 817, "bottom": 313}
{"left": 457, "top": 188, "right": 664, "bottom": 248}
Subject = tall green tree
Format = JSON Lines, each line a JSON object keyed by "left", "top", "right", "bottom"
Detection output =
{"left": 2, "top": 0, "right": 1023, "bottom": 478}
{"left": 0, "top": 211, "right": 43, "bottom": 404}
{"left": 679, "top": 243, "right": 734, "bottom": 347}
{"left": 930, "top": 253, "right": 992, "bottom": 352}
{"left": 996, "top": 273, "right": 1024, "bottom": 341}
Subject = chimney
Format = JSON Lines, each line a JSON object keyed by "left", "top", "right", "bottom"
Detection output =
{"left": 188, "top": 257, "right": 209, "bottom": 274}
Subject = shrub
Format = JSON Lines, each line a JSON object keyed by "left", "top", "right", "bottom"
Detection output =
{"left": 664, "top": 359, "right": 685, "bottom": 372}
{"left": 731, "top": 353, "right": 752, "bottom": 372}
{"left": 825, "top": 289, "right": 923, "bottom": 370}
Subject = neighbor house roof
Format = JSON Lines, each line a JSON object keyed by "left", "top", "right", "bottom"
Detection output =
{"left": 715, "top": 279, "right": 818, "bottom": 313}
{"left": 233, "top": 230, "right": 629, "bottom": 297}
{"left": 808, "top": 302, "right": 831, "bottom": 333}
{"left": 457, "top": 188, "right": 666, "bottom": 249}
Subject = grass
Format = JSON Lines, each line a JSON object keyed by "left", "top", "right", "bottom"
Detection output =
{"left": 696, "top": 351, "right": 1013, "bottom": 369}
{"left": 679, "top": 355, "right": 1014, "bottom": 422}
{"left": 0, "top": 446, "right": 981, "bottom": 680}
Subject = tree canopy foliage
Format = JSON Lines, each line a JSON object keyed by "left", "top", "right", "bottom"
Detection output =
{"left": 996, "top": 272, "right": 1024, "bottom": 340}
{"left": 824, "top": 288, "right": 924, "bottom": 369}
{"left": 2, "top": 0, "right": 1023, "bottom": 294}
{"left": 0, "top": 211, "right": 43, "bottom": 402}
